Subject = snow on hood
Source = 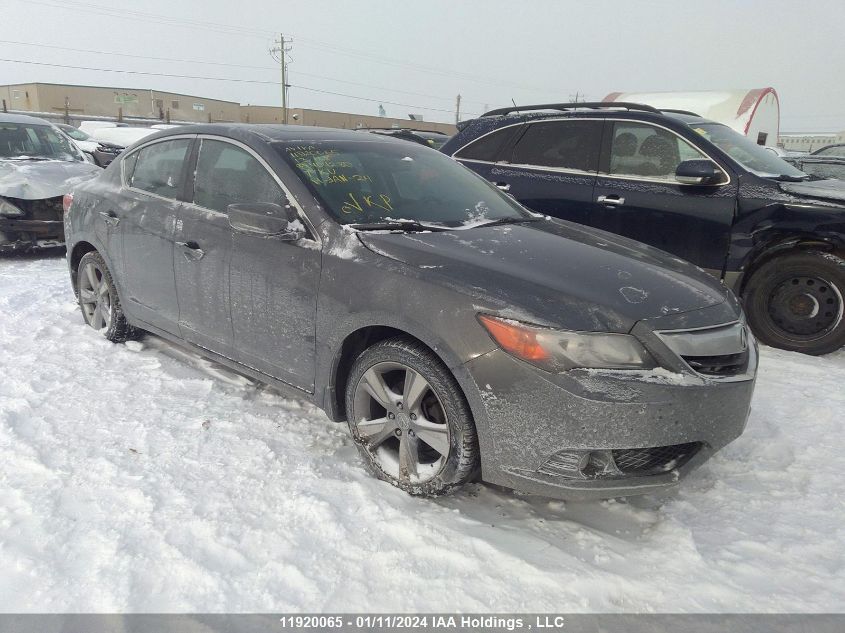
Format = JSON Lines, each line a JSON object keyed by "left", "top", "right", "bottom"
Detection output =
{"left": 779, "top": 179, "right": 845, "bottom": 204}
{"left": 0, "top": 159, "right": 101, "bottom": 200}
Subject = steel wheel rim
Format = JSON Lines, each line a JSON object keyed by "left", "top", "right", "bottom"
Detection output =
{"left": 767, "top": 274, "right": 843, "bottom": 341}
{"left": 352, "top": 361, "right": 451, "bottom": 484}
{"left": 79, "top": 262, "right": 113, "bottom": 332}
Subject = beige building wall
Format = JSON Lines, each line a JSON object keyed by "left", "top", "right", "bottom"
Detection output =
{"left": 1, "top": 82, "right": 456, "bottom": 133}
{"left": 1, "top": 83, "right": 240, "bottom": 123}
{"left": 241, "top": 105, "right": 456, "bottom": 135}
{"left": 1, "top": 83, "right": 41, "bottom": 113}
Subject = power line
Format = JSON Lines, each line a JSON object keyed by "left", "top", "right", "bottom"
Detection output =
{"left": 0, "top": 38, "right": 489, "bottom": 106}
{"left": 9, "top": 0, "right": 553, "bottom": 98}
{"left": 0, "top": 57, "right": 481, "bottom": 116}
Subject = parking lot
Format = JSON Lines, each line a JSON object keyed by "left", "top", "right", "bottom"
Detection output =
{"left": 1, "top": 252, "right": 842, "bottom": 612}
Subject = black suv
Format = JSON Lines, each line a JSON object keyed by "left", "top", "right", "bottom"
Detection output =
{"left": 442, "top": 103, "right": 845, "bottom": 355}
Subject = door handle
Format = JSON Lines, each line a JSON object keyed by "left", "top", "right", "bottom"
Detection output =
{"left": 494, "top": 182, "right": 511, "bottom": 192}
{"left": 99, "top": 210, "right": 120, "bottom": 226}
{"left": 597, "top": 195, "right": 625, "bottom": 206}
{"left": 176, "top": 241, "right": 205, "bottom": 261}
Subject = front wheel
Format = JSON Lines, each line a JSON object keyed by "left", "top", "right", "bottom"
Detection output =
{"left": 76, "top": 251, "right": 137, "bottom": 343}
{"left": 345, "top": 337, "right": 479, "bottom": 496}
{"left": 743, "top": 250, "right": 845, "bottom": 355}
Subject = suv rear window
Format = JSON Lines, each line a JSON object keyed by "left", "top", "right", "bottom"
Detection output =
{"left": 510, "top": 120, "right": 602, "bottom": 172}
{"left": 453, "top": 125, "right": 522, "bottom": 162}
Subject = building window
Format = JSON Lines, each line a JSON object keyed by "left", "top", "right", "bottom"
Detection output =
{"left": 155, "top": 99, "right": 164, "bottom": 109}
{"left": 171, "top": 100, "right": 179, "bottom": 109}
{"left": 756, "top": 132, "right": 768, "bottom": 145}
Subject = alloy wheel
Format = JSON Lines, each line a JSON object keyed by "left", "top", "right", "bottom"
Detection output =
{"left": 351, "top": 361, "right": 451, "bottom": 484}
{"left": 79, "top": 261, "right": 113, "bottom": 332}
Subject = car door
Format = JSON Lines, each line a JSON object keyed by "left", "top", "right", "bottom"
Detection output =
{"left": 118, "top": 136, "right": 193, "bottom": 333}
{"left": 187, "top": 137, "right": 321, "bottom": 392}
{"left": 591, "top": 120, "right": 737, "bottom": 272}
{"left": 173, "top": 138, "right": 236, "bottom": 355}
{"left": 496, "top": 119, "right": 603, "bottom": 226}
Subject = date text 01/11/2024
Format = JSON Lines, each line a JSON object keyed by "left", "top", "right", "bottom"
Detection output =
{"left": 277, "top": 615, "right": 567, "bottom": 630}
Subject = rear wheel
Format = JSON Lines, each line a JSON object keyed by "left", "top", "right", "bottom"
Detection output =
{"left": 77, "top": 251, "right": 137, "bottom": 343}
{"left": 345, "top": 337, "right": 479, "bottom": 496}
{"left": 744, "top": 250, "right": 845, "bottom": 355}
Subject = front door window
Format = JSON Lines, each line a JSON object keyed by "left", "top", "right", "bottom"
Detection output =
{"left": 608, "top": 122, "right": 708, "bottom": 181}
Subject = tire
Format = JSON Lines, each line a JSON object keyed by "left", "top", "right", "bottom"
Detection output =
{"left": 345, "top": 337, "right": 479, "bottom": 496}
{"left": 743, "top": 250, "right": 845, "bottom": 355}
{"left": 76, "top": 251, "right": 138, "bottom": 343}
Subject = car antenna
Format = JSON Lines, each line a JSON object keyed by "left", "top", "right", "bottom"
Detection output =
{"left": 511, "top": 98, "right": 518, "bottom": 108}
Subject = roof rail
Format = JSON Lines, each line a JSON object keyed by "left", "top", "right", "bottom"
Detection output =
{"left": 480, "top": 102, "right": 661, "bottom": 117}
{"left": 660, "top": 108, "right": 702, "bottom": 117}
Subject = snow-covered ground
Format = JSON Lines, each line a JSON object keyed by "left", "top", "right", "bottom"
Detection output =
{"left": 1, "top": 253, "right": 843, "bottom": 613}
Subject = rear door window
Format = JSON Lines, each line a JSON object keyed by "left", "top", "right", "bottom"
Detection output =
{"left": 129, "top": 139, "right": 191, "bottom": 199}
{"left": 608, "top": 122, "right": 708, "bottom": 180}
{"left": 509, "top": 120, "right": 602, "bottom": 172}
{"left": 191, "top": 139, "right": 286, "bottom": 213}
{"left": 453, "top": 125, "right": 522, "bottom": 162}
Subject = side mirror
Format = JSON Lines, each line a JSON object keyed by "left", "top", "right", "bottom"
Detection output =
{"left": 227, "top": 202, "right": 302, "bottom": 240}
{"left": 675, "top": 159, "right": 725, "bottom": 186}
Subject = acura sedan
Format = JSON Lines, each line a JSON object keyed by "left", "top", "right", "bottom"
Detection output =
{"left": 64, "top": 124, "right": 757, "bottom": 500}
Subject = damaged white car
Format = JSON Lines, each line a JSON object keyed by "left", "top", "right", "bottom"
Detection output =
{"left": 1, "top": 113, "right": 101, "bottom": 252}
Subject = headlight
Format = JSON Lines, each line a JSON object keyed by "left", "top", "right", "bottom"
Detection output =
{"left": 0, "top": 198, "right": 24, "bottom": 217}
{"left": 478, "top": 314, "right": 656, "bottom": 371}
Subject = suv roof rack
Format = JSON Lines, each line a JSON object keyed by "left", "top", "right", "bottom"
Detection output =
{"left": 480, "top": 102, "right": 661, "bottom": 117}
{"left": 659, "top": 108, "right": 702, "bottom": 117}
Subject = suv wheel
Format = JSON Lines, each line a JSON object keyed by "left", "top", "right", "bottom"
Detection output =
{"left": 744, "top": 250, "right": 845, "bottom": 355}
{"left": 77, "top": 251, "right": 137, "bottom": 343}
{"left": 345, "top": 337, "right": 479, "bottom": 496}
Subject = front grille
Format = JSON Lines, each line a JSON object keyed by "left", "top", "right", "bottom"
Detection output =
{"left": 612, "top": 442, "right": 701, "bottom": 475}
{"left": 682, "top": 351, "right": 748, "bottom": 377}
{"left": 656, "top": 321, "right": 751, "bottom": 378}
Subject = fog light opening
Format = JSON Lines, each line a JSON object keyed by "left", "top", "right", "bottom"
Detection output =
{"left": 582, "top": 450, "right": 621, "bottom": 478}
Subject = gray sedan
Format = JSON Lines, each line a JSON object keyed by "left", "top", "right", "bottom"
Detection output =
{"left": 63, "top": 124, "right": 757, "bottom": 500}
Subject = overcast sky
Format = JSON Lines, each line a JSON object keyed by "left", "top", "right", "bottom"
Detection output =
{"left": 2, "top": 0, "right": 843, "bottom": 132}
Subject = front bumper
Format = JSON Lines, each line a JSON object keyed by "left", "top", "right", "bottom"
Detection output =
{"left": 464, "top": 337, "right": 756, "bottom": 501}
{"left": 0, "top": 197, "right": 65, "bottom": 252}
{"left": 0, "top": 218, "right": 65, "bottom": 252}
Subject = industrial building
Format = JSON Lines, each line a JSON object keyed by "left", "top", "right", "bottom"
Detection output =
{"left": 0, "top": 82, "right": 456, "bottom": 134}
{"left": 1, "top": 82, "right": 241, "bottom": 123}
{"left": 778, "top": 131, "right": 845, "bottom": 153}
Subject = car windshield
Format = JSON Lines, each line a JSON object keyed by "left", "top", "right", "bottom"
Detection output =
{"left": 62, "top": 127, "right": 92, "bottom": 141}
{"left": 411, "top": 132, "right": 448, "bottom": 149}
{"left": 691, "top": 123, "right": 807, "bottom": 179}
{"left": 816, "top": 145, "right": 845, "bottom": 158}
{"left": 276, "top": 139, "right": 529, "bottom": 227}
{"left": 0, "top": 122, "right": 82, "bottom": 161}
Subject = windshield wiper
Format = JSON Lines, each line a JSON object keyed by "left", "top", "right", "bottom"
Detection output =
{"left": 348, "top": 220, "right": 450, "bottom": 232}
{"left": 473, "top": 216, "right": 542, "bottom": 228}
{"left": 6, "top": 156, "right": 52, "bottom": 161}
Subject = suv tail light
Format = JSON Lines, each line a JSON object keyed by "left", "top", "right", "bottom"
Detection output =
{"left": 62, "top": 193, "right": 74, "bottom": 214}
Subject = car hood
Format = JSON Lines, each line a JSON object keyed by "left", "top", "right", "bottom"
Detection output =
{"left": 0, "top": 159, "right": 101, "bottom": 199}
{"left": 779, "top": 178, "right": 845, "bottom": 204}
{"left": 358, "top": 219, "right": 732, "bottom": 333}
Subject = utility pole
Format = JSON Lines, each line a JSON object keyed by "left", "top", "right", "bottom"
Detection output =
{"left": 271, "top": 34, "right": 293, "bottom": 124}
{"left": 455, "top": 94, "right": 461, "bottom": 124}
